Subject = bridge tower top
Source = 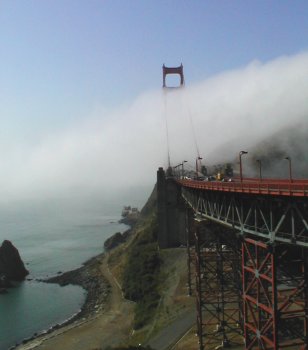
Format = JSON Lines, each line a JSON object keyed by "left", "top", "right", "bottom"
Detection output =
{"left": 162, "top": 64, "right": 184, "bottom": 88}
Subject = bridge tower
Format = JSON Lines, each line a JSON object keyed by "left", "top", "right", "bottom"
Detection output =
{"left": 162, "top": 64, "right": 185, "bottom": 169}
{"left": 162, "top": 64, "right": 184, "bottom": 88}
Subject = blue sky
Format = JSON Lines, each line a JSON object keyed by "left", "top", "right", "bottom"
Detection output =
{"left": 1, "top": 1, "right": 308, "bottom": 127}
{"left": 0, "top": 1, "right": 308, "bottom": 203}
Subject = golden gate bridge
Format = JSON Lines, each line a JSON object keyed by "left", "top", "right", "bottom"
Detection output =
{"left": 158, "top": 65, "right": 308, "bottom": 349}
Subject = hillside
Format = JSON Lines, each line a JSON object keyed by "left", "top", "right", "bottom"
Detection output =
{"left": 15, "top": 184, "right": 196, "bottom": 350}
{"left": 106, "top": 185, "right": 195, "bottom": 348}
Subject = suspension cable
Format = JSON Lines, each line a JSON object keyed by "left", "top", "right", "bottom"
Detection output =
{"left": 180, "top": 89, "right": 201, "bottom": 159}
{"left": 163, "top": 89, "right": 171, "bottom": 168}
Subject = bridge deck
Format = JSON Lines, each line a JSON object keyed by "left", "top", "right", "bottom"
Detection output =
{"left": 177, "top": 178, "right": 308, "bottom": 197}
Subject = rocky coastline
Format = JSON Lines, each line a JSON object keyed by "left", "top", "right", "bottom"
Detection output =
{"left": 103, "top": 214, "right": 138, "bottom": 251}
{"left": 11, "top": 214, "right": 136, "bottom": 349}
{"left": 12, "top": 252, "right": 110, "bottom": 349}
{"left": 45, "top": 253, "right": 110, "bottom": 320}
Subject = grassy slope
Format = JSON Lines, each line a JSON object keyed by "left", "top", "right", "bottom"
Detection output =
{"left": 106, "top": 185, "right": 195, "bottom": 348}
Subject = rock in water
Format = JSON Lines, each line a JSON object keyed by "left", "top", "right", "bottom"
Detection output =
{"left": 0, "top": 240, "right": 29, "bottom": 282}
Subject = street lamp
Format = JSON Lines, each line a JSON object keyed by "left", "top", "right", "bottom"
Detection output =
{"left": 195, "top": 156, "right": 202, "bottom": 178}
{"left": 181, "top": 160, "right": 187, "bottom": 179}
{"left": 285, "top": 157, "right": 292, "bottom": 183}
{"left": 239, "top": 151, "right": 248, "bottom": 182}
{"left": 173, "top": 163, "right": 182, "bottom": 179}
{"left": 256, "top": 159, "right": 262, "bottom": 181}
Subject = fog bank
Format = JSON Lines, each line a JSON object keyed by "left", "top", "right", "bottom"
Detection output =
{"left": 1, "top": 52, "right": 308, "bottom": 203}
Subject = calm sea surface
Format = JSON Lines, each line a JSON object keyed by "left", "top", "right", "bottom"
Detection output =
{"left": 0, "top": 199, "right": 128, "bottom": 349}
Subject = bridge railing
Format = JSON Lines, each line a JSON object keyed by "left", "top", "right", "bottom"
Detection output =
{"left": 177, "top": 178, "right": 308, "bottom": 197}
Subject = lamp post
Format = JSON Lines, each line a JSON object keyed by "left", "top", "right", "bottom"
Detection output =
{"left": 195, "top": 156, "right": 202, "bottom": 178}
{"left": 181, "top": 160, "right": 187, "bottom": 179}
{"left": 285, "top": 157, "right": 292, "bottom": 183}
{"left": 256, "top": 159, "right": 262, "bottom": 181}
{"left": 239, "top": 151, "right": 248, "bottom": 182}
{"left": 173, "top": 163, "right": 181, "bottom": 179}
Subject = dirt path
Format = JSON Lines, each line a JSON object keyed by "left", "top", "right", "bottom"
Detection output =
{"left": 16, "top": 255, "right": 134, "bottom": 350}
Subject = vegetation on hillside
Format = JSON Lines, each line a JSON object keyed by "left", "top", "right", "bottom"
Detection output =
{"left": 122, "top": 212, "right": 161, "bottom": 330}
{"left": 105, "top": 185, "right": 162, "bottom": 334}
{"left": 103, "top": 184, "right": 195, "bottom": 348}
{"left": 112, "top": 186, "right": 162, "bottom": 330}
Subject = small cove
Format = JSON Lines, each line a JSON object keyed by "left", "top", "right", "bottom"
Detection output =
{"left": 0, "top": 200, "right": 128, "bottom": 349}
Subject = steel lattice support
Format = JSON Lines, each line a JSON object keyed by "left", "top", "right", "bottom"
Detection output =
{"left": 242, "top": 238, "right": 278, "bottom": 349}
{"left": 276, "top": 246, "right": 308, "bottom": 349}
{"left": 195, "top": 222, "right": 242, "bottom": 350}
{"left": 182, "top": 187, "right": 308, "bottom": 247}
{"left": 304, "top": 252, "right": 308, "bottom": 347}
{"left": 242, "top": 238, "right": 308, "bottom": 349}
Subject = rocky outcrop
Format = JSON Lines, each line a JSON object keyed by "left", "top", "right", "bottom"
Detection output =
{"left": 119, "top": 215, "right": 139, "bottom": 226}
{"left": 104, "top": 230, "right": 132, "bottom": 251}
{"left": 0, "top": 240, "right": 29, "bottom": 288}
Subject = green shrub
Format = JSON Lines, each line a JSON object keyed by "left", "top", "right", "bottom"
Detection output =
{"left": 122, "top": 215, "right": 161, "bottom": 329}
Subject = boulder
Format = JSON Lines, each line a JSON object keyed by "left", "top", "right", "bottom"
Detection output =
{"left": 0, "top": 240, "right": 29, "bottom": 283}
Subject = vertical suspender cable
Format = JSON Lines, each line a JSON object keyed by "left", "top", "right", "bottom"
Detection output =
{"left": 163, "top": 89, "right": 171, "bottom": 168}
{"left": 180, "top": 88, "right": 201, "bottom": 159}
{"left": 188, "top": 103, "right": 201, "bottom": 159}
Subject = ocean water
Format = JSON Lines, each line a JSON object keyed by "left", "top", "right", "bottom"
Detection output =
{"left": 0, "top": 199, "right": 128, "bottom": 350}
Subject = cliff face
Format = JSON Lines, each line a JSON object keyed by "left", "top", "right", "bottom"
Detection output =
{"left": 0, "top": 240, "right": 29, "bottom": 284}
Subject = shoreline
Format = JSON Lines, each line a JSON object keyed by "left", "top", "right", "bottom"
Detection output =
{"left": 44, "top": 253, "right": 110, "bottom": 320}
{"left": 13, "top": 252, "right": 111, "bottom": 349}
{"left": 12, "top": 217, "right": 135, "bottom": 350}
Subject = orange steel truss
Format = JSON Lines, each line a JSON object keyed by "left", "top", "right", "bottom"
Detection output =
{"left": 160, "top": 169, "right": 308, "bottom": 349}
{"left": 242, "top": 238, "right": 308, "bottom": 349}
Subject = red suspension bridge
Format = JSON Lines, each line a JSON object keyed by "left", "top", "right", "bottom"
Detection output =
{"left": 158, "top": 65, "right": 308, "bottom": 350}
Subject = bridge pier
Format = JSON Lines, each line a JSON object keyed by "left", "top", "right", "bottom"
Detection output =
{"left": 193, "top": 225, "right": 308, "bottom": 350}
{"left": 157, "top": 167, "right": 186, "bottom": 248}
{"left": 195, "top": 221, "right": 242, "bottom": 350}
{"left": 242, "top": 238, "right": 278, "bottom": 349}
{"left": 192, "top": 220, "right": 308, "bottom": 349}
{"left": 242, "top": 238, "right": 308, "bottom": 349}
